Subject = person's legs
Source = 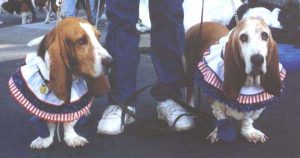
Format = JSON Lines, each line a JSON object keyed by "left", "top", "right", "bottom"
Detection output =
{"left": 149, "top": 0, "right": 194, "bottom": 131}
{"left": 105, "top": 0, "right": 140, "bottom": 107}
{"left": 89, "top": 0, "right": 96, "bottom": 24}
{"left": 25, "top": 0, "right": 36, "bottom": 22}
{"left": 64, "top": 0, "right": 96, "bottom": 24}
{"left": 97, "top": 0, "right": 140, "bottom": 135}
{"left": 64, "top": 0, "right": 76, "bottom": 17}
{"left": 149, "top": 0, "right": 185, "bottom": 97}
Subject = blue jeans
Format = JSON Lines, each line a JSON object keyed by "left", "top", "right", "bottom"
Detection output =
{"left": 106, "top": 0, "right": 185, "bottom": 106}
{"left": 65, "top": 0, "right": 97, "bottom": 23}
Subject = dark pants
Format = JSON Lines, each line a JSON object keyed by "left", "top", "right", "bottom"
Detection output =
{"left": 106, "top": 0, "right": 185, "bottom": 106}
{"left": 25, "top": 0, "right": 36, "bottom": 21}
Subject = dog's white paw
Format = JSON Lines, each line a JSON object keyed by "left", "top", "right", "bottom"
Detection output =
{"left": 242, "top": 128, "right": 268, "bottom": 143}
{"left": 207, "top": 128, "right": 219, "bottom": 143}
{"left": 64, "top": 133, "right": 89, "bottom": 148}
{"left": 30, "top": 136, "right": 53, "bottom": 149}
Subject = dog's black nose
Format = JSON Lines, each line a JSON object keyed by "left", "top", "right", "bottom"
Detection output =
{"left": 251, "top": 54, "right": 264, "bottom": 67}
{"left": 102, "top": 57, "right": 113, "bottom": 70}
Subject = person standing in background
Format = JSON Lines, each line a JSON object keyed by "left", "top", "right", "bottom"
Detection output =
{"left": 64, "top": 0, "right": 97, "bottom": 24}
{"left": 97, "top": 0, "right": 195, "bottom": 135}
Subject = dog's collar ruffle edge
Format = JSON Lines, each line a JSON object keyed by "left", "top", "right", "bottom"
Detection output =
{"left": 7, "top": 54, "right": 94, "bottom": 123}
{"left": 195, "top": 70, "right": 286, "bottom": 112}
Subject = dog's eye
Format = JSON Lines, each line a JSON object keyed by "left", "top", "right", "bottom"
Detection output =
{"left": 239, "top": 33, "right": 248, "bottom": 42}
{"left": 261, "top": 32, "right": 268, "bottom": 41}
{"left": 77, "top": 37, "right": 87, "bottom": 45}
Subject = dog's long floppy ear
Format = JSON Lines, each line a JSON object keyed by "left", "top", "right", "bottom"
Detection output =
{"left": 46, "top": 29, "right": 73, "bottom": 103}
{"left": 86, "top": 75, "right": 111, "bottom": 97}
{"left": 184, "top": 24, "right": 203, "bottom": 86}
{"left": 261, "top": 40, "right": 281, "bottom": 96}
{"left": 223, "top": 33, "right": 247, "bottom": 99}
{"left": 37, "top": 29, "right": 56, "bottom": 59}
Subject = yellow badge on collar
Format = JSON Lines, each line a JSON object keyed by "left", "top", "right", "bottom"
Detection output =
{"left": 39, "top": 83, "right": 49, "bottom": 94}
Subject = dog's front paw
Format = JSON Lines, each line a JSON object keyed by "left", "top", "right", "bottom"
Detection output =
{"left": 241, "top": 128, "right": 268, "bottom": 143}
{"left": 64, "top": 133, "right": 89, "bottom": 148}
{"left": 30, "top": 136, "right": 53, "bottom": 149}
{"left": 207, "top": 128, "right": 219, "bottom": 143}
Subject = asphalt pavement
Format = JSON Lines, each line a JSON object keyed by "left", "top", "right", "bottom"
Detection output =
{"left": 1, "top": 12, "right": 300, "bottom": 158}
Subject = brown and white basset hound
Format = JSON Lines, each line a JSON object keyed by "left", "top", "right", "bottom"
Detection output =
{"left": 9, "top": 17, "right": 112, "bottom": 149}
{"left": 184, "top": 17, "right": 284, "bottom": 143}
{"left": 39, "top": 17, "right": 112, "bottom": 102}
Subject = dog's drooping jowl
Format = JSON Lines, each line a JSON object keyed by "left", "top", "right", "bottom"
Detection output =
{"left": 8, "top": 17, "right": 112, "bottom": 149}
{"left": 184, "top": 17, "right": 286, "bottom": 143}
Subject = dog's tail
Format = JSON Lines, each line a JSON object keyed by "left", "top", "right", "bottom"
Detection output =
{"left": 27, "top": 35, "right": 45, "bottom": 47}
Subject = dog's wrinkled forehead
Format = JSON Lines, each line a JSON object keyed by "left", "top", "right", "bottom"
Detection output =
{"left": 236, "top": 18, "right": 271, "bottom": 39}
{"left": 56, "top": 18, "right": 100, "bottom": 43}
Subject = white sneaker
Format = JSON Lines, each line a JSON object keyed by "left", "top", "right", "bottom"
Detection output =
{"left": 97, "top": 105, "right": 135, "bottom": 135}
{"left": 157, "top": 99, "right": 194, "bottom": 131}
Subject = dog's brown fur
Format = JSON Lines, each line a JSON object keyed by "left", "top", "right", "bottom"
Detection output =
{"left": 184, "top": 22, "right": 229, "bottom": 104}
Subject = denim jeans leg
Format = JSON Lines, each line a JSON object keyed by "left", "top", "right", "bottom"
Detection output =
{"left": 64, "top": 0, "right": 76, "bottom": 17}
{"left": 149, "top": 0, "right": 185, "bottom": 98}
{"left": 106, "top": 0, "right": 140, "bottom": 106}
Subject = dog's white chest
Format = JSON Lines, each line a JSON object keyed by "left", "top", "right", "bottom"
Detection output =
{"left": 20, "top": 53, "right": 89, "bottom": 105}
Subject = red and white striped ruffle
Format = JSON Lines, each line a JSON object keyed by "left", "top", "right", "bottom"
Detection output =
{"left": 8, "top": 78, "right": 93, "bottom": 122}
{"left": 198, "top": 61, "right": 286, "bottom": 105}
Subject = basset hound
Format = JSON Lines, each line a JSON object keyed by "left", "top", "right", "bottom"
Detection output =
{"left": 8, "top": 17, "right": 112, "bottom": 149}
{"left": 1, "top": 0, "right": 60, "bottom": 24}
{"left": 184, "top": 17, "right": 286, "bottom": 143}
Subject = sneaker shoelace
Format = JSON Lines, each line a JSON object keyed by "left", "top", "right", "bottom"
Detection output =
{"left": 102, "top": 106, "right": 122, "bottom": 119}
{"left": 159, "top": 103, "right": 186, "bottom": 119}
